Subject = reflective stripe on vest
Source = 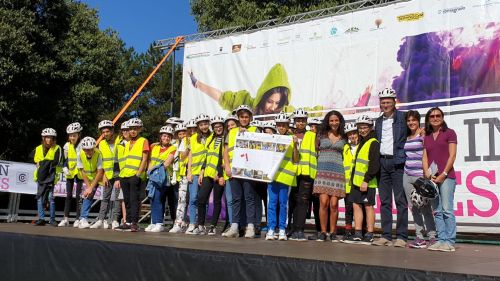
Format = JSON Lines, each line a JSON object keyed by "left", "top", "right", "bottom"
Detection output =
{"left": 297, "top": 131, "right": 318, "bottom": 179}
{"left": 120, "top": 137, "right": 146, "bottom": 178}
{"left": 342, "top": 144, "right": 356, "bottom": 194}
{"left": 150, "top": 144, "right": 176, "bottom": 176}
{"left": 80, "top": 148, "right": 101, "bottom": 181}
{"left": 352, "top": 138, "right": 378, "bottom": 188}
{"left": 189, "top": 133, "right": 212, "bottom": 176}
{"left": 204, "top": 135, "right": 223, "bottom": 179}
{"left": 66, "top": 142, "right": 81, "bottom": 179}
{"left": 98, "top": 138, "right": 117, "bottom": 180}
{"left": 178, "top": 138, "right": 188, "bottom": 179}
{"left": 34, "top": 145, "right": 62, "bottom": 183}
{"left": 273, "top": 143, "right": 297, "bottom": 187}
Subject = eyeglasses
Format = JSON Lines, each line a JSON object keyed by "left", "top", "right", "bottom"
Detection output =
{"left": 429, "top": 114, "right": 442, "bottom": 119}
{"left": 213, "top": 125, "right": 223, "bottom": 129}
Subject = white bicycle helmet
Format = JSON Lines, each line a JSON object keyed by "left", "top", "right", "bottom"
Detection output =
{"left": 292, "top": 108, "right": 308, "bottom": 119}
{"left": 356, "top": 115, "right": 373, "bottom": 125}
{"left": 128, "top": 118, "right": 143, "bottom": 127}
{"left": 344, "top": 123, "right": 358, "bottom": 133}
{"left": 195, "top": 113, "right": 210, "bottom": 124}
{"left": 81, "top": 136, "right": 96, "bottom": 149}
{"left": 410, "top": 189, "right": 429, "bottom": 208}
{"left": 275, "top": 112, "right": 290, "bottom": 123}
{"left": 289, "top": 119, "right": 296, "bottom": 129}
{"left": 378, "top": 87, "right": 397, "bottom": 98}
{"left": 263, "top": 121, "right": 276, "bottom": 129}
{"left": 225, "top": 115, "right": 238, "bottom": 123}
{"left": 165, "top": 117, "right": 178, "bottom": 125}
{"left": 66, "top": 122, "right": 83, "bottom": 134}
{"left": 159, "top": 126, "right": 174, "bottom": 135}
{"left": 210, "top": 116, "right": 225, "bottom": 126}
{"left": 120, "top": 121, "right": 129, "bottom": 130}
{"left": 250, "top": 120, "right": 263, "bottom": 128}
{"left": 186, "top": 119, "right": 197, "bottom": 128}
{"left": 234, "top": 104, "right": 253, "bottom": 116}
{"left": 98, "top": 120, "right": 114, "bottom": 130}
{"left": 308, "top": 117, "right": 322, "bottom": 125}
{"left": 175, "top": 123, "right": 187, "bottom": 132}
{"left": 41, "top": 128, "right": 57, "bottom": 137}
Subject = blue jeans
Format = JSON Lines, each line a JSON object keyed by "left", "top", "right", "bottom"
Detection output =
{"left": 230, "top": 178, "right": 256, "bottom": 226}
{"left": 37, "top": 190, "right": 55, "bottom": 221}
{"left": 225, "top": 181, "right": 233, "bottom": 224}
{"left": 267, "top": 182, "right": 289, "bottom": 231}
{"left": 432, "top": 178, "right": 456, "bottom": 245}
{"left": 151, "top": 186, "right": 168, "bottom": 224}
{"left": 80, "top": 189, "right": 97, "bottom": 220}
{"left": 188, "top": 175, "right": 199, "bottom": 224}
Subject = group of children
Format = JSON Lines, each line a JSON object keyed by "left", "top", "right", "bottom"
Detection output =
{"left": 35, "top": 86, "right": 457, "bottom": 251}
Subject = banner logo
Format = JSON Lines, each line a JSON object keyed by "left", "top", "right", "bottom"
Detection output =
{"left": 16, "top": 172, "right": 28, "bottom": 184}
{"left": 397, "top": 12, "right": 424, "bottom": 22}
{"left": 438, "top": 6, "right": 465, "bottom": 14}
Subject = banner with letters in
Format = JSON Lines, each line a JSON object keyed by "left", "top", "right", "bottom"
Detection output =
{"left": 232, "top": 132, "right": 292, "bottom": 183}
{"left": 181, "top": 0, "right": 500, "bottom": 233}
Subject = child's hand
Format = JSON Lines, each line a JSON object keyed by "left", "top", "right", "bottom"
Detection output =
{"left": 360, "top": 182, "right": 368, "bottom": 192}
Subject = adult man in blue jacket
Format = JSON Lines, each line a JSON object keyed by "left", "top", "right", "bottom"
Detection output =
{"left": 372, "top": 88, "right": 408, "bottom": 247}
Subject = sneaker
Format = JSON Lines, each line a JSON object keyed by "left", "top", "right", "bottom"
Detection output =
{"left": 34, "top": 219, "right": 46, "bottom": 226}
{"left": 394, "top": 239, "right": 407, "bottom": 248}
{"left": 150, "top": 224, "right": 165, "bottom": 233}
{"left": 409, "top": 238, "right": 427, "bottom": 249}
{"left": 372, "top": 237, "right": 393, "bottom": 246}
{"left": 78, "top": 219, "right": 90, "bottom": 229}
{"left": 360, "top": 234, "right": 374, "bottom": 245}
{"left": 224, "top": 227, "right": 239, "bottom": 238}
{"left": 340, "top": 231, "right": 353, "bottom": 243}
{"left": 73, "top": 219, "right": 80, "bottom": 228}
{"left": 90, "top": 220, "right": 104, "bottom": 229}
{"left": 194, "top": 225, "right": 206, "bottom": 235}
{"left": 111, "top": 221, "right": 120, "bottom": 230}
{"left": 130, "top": 223, "right": 139, "bottom": 232}
{"left": 308, "top": 232, "right": 319, "bottom": 241}
{"left": 316, "top": 232, "right": 327, "bottom": 242}
{"left": 169, "top": 224, "right": 183, "bottom": 233}
{"left": 58, "top": 219, "right": 69, "bottom": 227}
{"left": 428, "top": 238, "right": 438, "bottom": 247}
{"left": 103, "top": 220, "right": 110, "bottom": 229}
{"left": 116, "top": 223, "right": 131, "bottom": 231}
{"left": 254, "top": 227, "right": 261, "bottom": 238}
{"left": 207, "top": 225, "right": 217, "bottom": 236}
{"left": 185, "top": 224, "right": 196, "bottom": 235}
{"left": 289, "top": 232, "right": 298, "bottom": 241}
{"left": 295, "top": 231, "right": 307, "bottom": 242}
{"left": 278, "top": 229, "right": 287, "bottom": 241}
{"left": 435, "top": 242, "right": 455, "bottom": 252}
{"left": 427, "top": 241, "right": 444, "bottom": 251}
{"left": 244, "top": 226, "right": 255, "bottom": 238}
{"left": 343, "top": 233, "right": 362, "bottom": 244}
{"left": 266, "top": 230, "right": 275, "bottom": 240}
{"left": 144, "top": 224, "right": 155, "bottom": 232}
{"left": 446, "top": 243, "right": 456, "bottom": 252}
{"left": 330, "top": 234, "right": 340, "bottom": 243}
{"left": 49, "top": 220, "right": 58, "bottom": 227}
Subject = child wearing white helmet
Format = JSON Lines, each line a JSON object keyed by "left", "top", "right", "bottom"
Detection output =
{"left": 344, "top": 115, "right": 380, "bottom": 245}
{"left": 60, "top": 122, "right": 84, "bottom": 227}
{"left": 33, "top": 128, "right": 63, "bottom": 226}
{"left": 144, "top": 126, "right": 176, "bottom": 232}
{"left": 75, "top": 137, "right": 104, "bottom": 229}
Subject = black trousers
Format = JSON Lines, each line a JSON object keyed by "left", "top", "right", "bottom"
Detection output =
{"left": 197, "top": 177, "right": 224, "bottom": 226}
{"left": 120, "top": 176, "right": 142, "bottom": 224}
{"left": 292, "top": 175, "right": 314, "bottom": 232}
{"left": 64, "top": 177, "right": 83, "bottom": 218}
{"left": 166, "top": 183, "right": 179, "bottom": 221}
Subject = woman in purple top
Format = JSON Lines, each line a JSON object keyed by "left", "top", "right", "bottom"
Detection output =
{"left": 402, "top": 110, "right": 436, "bottom": 249}
{"left": 422, "top": 107, "right": 458, "bottom": 252}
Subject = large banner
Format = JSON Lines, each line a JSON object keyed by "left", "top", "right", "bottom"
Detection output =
{"left": 232, "top": 132, "right": 292, "bottom": 182}
{"left": 181, "top": 0, "right": 500, "bottom": 233}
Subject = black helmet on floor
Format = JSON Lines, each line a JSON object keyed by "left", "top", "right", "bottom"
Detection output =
{"left": 411, "top": 177, "right": 439, "bottom": 199}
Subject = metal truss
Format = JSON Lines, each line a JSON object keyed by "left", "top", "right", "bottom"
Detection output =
{"left": 154, "top": 0, "right": 408, "bottom": 49}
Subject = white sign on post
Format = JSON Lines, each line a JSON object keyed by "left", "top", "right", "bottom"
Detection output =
{"left": 231, "top": 132, "right": 292, "bottom": 183}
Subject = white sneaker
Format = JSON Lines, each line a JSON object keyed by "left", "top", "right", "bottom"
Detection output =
{"left": 278, "top": 229, "right": 287, "bottom": 241}
{"left": 169, "top": 224, "right": 183, "bottom": 233}
{"left": 145, "top": 224, "right": 155, "bottom": 232}
{"left": 58, "top": 219, "right": 69, "bottom": 227}
{"left": 111, "top": 221, "right": 120, "bottom": 230}
{"left": 224, "top": 227, "right": 239, "bottom": 238}
{"left": 266, "top": 230, "right": 275, "bottom": 241}
{"left": 150, "top": 224, "right": 165, "bottom": 233}
{"left": 193, "top": 225, "right": 206, "bottom": 235}
{"left": 185, "top": 224, "right": 196, "bottom": 235}
{"left": 103, "top": 220, "right": 109, "bottom": 229}
{"left": 73, "top": 219, "right": 80, "bottom": 228}
{"left": 245, "top": 226, "right": 255, "bottom": 238}
{"left": 78, "top": 219, "right": 90, "bottom": 229}
{"left": 90, "top": 220, "right": 104, "bottom": 229}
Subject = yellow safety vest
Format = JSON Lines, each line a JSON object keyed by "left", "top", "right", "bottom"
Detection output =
{"left": 342, "top": 143, "right": 357, "bottom": 194}
{"left": 116, "top": 139, "right": 126, "bottom": 173}
{"left": 297, "top": 131, "right": 317, "bottom": 179}
{"left": 66, "top": 142, "right": 82, "bottom": 179}
{"left": 189, "top": 133, "right": 212, "bottom": 176}
{"left": 203, "top": 134, "right": 224, "bottom": 179}
{"left": 33, "top": 145, "right": 62, "bottom": 183}
{"left": 273, "top": 140, "right": 297, "bottom": 187}
{"left": 120, "top": 137, "right": 146, "bottom": 179}
{"left": 224, "top": 126, "right": 257, "bottom": 179}
{"left": 352, "top": 138, "right": 378, "bottom": 188}
{"left": 177, "top": 138, "right": 188, "bottom": 180}
{"left": 150, "top": 144, "right": 176, "bottom": 175}
{"left": 98, "top": 137, "right": 120, "bottom": 180}
{"left": 79, "top": 148, "right": 101, "bottom": 182}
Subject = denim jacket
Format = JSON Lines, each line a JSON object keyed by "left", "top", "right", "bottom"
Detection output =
{"left": 375, "top": 110, "right": 407, "bottom": 165}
